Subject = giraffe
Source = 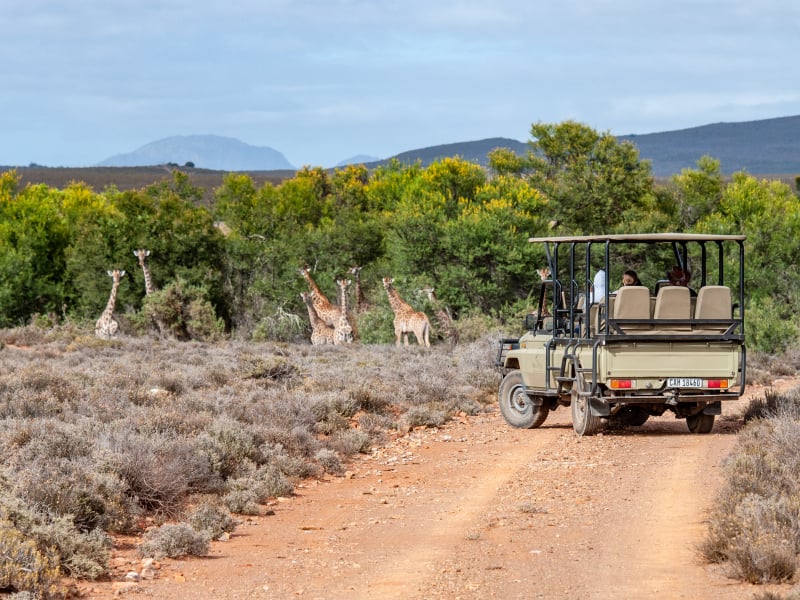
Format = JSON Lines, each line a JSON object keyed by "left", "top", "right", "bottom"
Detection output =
{"left": 300, "top": 292, "right": 335, "bottom": 345}
{"left": 382, "top": 277, "right": 431, "bottom": 347}
{"left": 537, "top": 266, "right": 552, "bottom": 317}
{"left": 133, "top": 249, "right": 155, "bottom": 295}
{"left": 422, "top": 287, "right": 459, "bottom": 347}
{"left": 299, "top": 266, "right": 339, "bottom": 327}
{"left": 348, "top": 265, "right": 371, "bottom": 313}
{"left": 95, "top": 269, "right": 125, "bottom": 339}
{"left": 334, "top": 279, "right": 354, "bottom": 345}
{"left": 299, "top": 265, "right": 359, "bottom": 338}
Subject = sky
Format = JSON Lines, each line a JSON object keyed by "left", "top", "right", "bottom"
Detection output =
{"left": 2, "top": 0, "right": 799, "bottom": 169}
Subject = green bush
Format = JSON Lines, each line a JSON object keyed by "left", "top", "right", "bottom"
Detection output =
{"left": 747, "top": 296, "right": 800, "bottom": 354}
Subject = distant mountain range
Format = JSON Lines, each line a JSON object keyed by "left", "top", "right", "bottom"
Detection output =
{"left": 95, "top": 115, "right": 800, "bottom": 176}
{"left": 98, "top": 135, "right": 294, "bottom": 171}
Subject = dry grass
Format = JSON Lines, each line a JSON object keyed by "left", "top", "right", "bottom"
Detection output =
{"left": 0, "top": 325, "right": 501, "bottom": 591}
{"left": 700, "top": 387, "right": 800, "bottom": 584}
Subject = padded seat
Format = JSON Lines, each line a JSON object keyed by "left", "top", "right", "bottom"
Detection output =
{"left": 653, "top": 285, "right": 692, "bottom": 331}
{"left": 694, "top": 286, "right": 732, "bottom": 332}
{"left": 612, "top": 286, "right": 651, "bottom": 331}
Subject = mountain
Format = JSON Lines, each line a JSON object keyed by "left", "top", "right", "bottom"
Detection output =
{"left": 375, "top": 117, "right": 800, "bottom": 177}
{"left": 98, "top": 135, "right": 295, "bottom": 171}
{"left": 336, "top": 154, "right": 381, "bottom": 167}
{"left": 618, "top": 115, "right": 800, "bottom": 176}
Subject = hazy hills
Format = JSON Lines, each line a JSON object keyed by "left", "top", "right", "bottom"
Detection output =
{"left": 98, "top": 134, "right": 294, "bottom": 171}
{"left": 91, "top": 115, "right": 800, "bottom": 177}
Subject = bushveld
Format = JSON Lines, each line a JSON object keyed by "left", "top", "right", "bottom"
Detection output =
{"left": 0, "top": 325, "right": 799, "bottom": 598}
{"left": 0, "top": 323, "right": 498, "bottom": 598}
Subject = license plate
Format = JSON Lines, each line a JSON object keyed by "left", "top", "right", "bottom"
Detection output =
{"left": 667, "top": 377, "right": 702, "bottom": 388}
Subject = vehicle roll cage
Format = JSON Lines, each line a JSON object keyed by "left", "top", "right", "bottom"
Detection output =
{"left": 528, "top": 233, "right": 746, "bottom": 342}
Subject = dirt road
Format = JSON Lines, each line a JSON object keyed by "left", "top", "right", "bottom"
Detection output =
{"left": 84, "top": 381, "right": 799, "bottom": 599}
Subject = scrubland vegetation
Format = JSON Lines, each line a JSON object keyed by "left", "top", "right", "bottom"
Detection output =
{"left": 0, "top": 324, "right": 499, "bottom": 597}
{"left": 1, "top": 120, "right": 800, "bottom": 596}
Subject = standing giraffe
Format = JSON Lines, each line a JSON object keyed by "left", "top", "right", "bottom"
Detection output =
{"left": 300, "top": 292, "right": 335, "bottom": 345}
{"left": 382, "top": 277, "right": 431, "bottom": 347}
{"left": 348, "top": 265, "right": 371, "bottom": 313}
{"left": 422, "top": 287, "right": 459, "bottom": 347}
{"left": 133, "top": 249, "right": 155, "bottom": 295}
{"left": 334, "top": 279, "right": 354, "bottom": 345}
{"left": 299, "top": 266, "right": 339, "bottom": 326}
{"left": 95, "top": 269, "right": 125, "bottom": 339}
{"left": 299, "top": 265, "right": 359, "bottom": 338}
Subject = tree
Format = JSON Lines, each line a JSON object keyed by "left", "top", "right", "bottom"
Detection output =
{"left": 525, "top": 121, "right": 655, "bottom": 234}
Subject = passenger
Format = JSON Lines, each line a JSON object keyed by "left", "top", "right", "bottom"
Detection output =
{"left": 668, "top": 266, "right": 697, "bottom": 297}
{"left": 622, "top": 270, "right": 642, "bottom": 287}
{"left": 590, "top": 268, "right": 607, "bottom": 303}
{"left": 614, "top": 269, "right": 643, "bottom": 294}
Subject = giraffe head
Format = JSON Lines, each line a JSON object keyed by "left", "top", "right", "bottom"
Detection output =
{"left": 382, "top": 277, "right": 393, "bottom": 289}
{"left": 422, "top": 287, "right": 435, "bottom": 301}
{"left": 133, "top": 249, "right": 151, "bottom": 265}
{"left": 349, "top": 265, "right": 362, "bottom": 276}
{"left": 537, "top": 266, "right": 551, "bottom": 281}
{"left": 107, "top": 269, "right": 126, "bottom": 280}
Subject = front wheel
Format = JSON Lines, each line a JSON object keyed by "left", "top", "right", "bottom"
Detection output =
{"left": 686, "top": 413, "right": 715, "bottom": 434}
{"left": 498, "top": 370, "right": 549, "bottom": 429}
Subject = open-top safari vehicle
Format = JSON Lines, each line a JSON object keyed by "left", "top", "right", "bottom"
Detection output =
{"left": 495, "top": 233, "right": 746, "bottom": 435}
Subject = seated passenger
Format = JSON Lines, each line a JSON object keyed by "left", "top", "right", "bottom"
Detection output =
{"left": 667, "top": 266, "right": 697, "bottom": 297}
{"left": 590, "top": 268, "right": 607, "bottom": 303}
{"left": 614, "top": 269, "right": 642, "bottom": 294}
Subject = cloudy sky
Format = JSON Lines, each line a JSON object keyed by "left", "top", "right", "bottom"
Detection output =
{"left": 2, "top": 0, "right": 798, "bottom": 169}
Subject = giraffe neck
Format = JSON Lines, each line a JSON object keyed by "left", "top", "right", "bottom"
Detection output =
{"left": 301, "top": 268, "right": 330, "bottom": 304}
{"left": 338, "top": 280, "right": 349, "bottom": 315}
{"left": 141, "top": 265, "right": 154, "bottom": 295}
{"left": 302, "top": 294, "right": 325, "bottom": 327}
{"left": 385, "top": 284, "right": 411, "bottom": 314}
{"left": 102, "top": 278, "right": 121, "bottom": 318}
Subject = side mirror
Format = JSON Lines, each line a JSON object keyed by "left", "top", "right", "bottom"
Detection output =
{"left": 524, "top": 313, "right": 538, "bottom": 331}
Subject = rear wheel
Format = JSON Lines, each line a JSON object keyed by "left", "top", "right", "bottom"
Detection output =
{"left": 571, "top": 373, "right": 603, "bottom": 436}
{"left": 686, "top": 413, "right": 715, "bottom": 434}
{"left": 498, "top": 370, "right": 549, "bottom": 429}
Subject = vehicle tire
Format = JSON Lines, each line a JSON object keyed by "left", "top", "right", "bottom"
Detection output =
{"left": 686, "top": 413, "right": 715, "bottom": 434}
{"left": 614, "top": 406, "right": 650, "bottom": 427}
{"left": 498, "top": 370, "right": 549, "bottom": 429}
{"left": 571, "top": 373, "right": 603, "bottom": 436}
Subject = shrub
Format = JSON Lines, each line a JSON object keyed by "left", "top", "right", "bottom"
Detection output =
{"left": 314, "top": 449, "right": 344, "bottom": 475}
{"left": 402, "top": 404, "right": 449, "bottom": 428}
{"left": 701, "top": 391, "right": 800, "bottom": 583}
{"left": 138, "top": 523, "right": 210, "bottom": 559}
{"left": 0, "top": 519, "right": 64, "bottom": 599}
{"left": 186, "top": 502, "right": 236, "bottom": 540}
{"left": 251, "top": 305, "right": 305, "bottom": 342}
{"left": 142, "top": 278, "right": 224, "bottom": 342}
{"left": 747, "top": 296, "right": 800, "bottom": 354}
{"left": 329, "top": 429, "right": 371, "bottom": 456}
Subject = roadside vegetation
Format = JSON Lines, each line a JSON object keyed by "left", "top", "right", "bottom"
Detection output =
{"left": 701, "top": 350, "right": 800, "bottom": 598}
{"left": 1, "top": 119, "right": 800, "bottom": 596}
{"left": 0, "top": 324, "right": 499, "bottom": 598}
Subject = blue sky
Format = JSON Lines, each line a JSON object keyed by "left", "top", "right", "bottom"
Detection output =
{"left": 2, "top": 0, "right": 799, "bottom": 169}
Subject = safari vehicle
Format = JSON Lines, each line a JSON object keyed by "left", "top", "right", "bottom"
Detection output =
{"left": 495, "top": 233, "right": 746, "bottom": 436}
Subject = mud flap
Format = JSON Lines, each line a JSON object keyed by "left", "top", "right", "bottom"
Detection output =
{"left": 702, "top": 401, "right": 722, "bottom": 415}
{"left": 589, "top": 398, "right": 610, "bottom": 417}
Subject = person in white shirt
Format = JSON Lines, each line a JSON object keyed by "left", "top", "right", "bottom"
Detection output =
{"left": 591, "top": 269, "right": 607, "bottom": 303}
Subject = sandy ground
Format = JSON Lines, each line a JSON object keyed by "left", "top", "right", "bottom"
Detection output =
{"left": 79, "top": 378, "right": 800, "bottom": 600}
